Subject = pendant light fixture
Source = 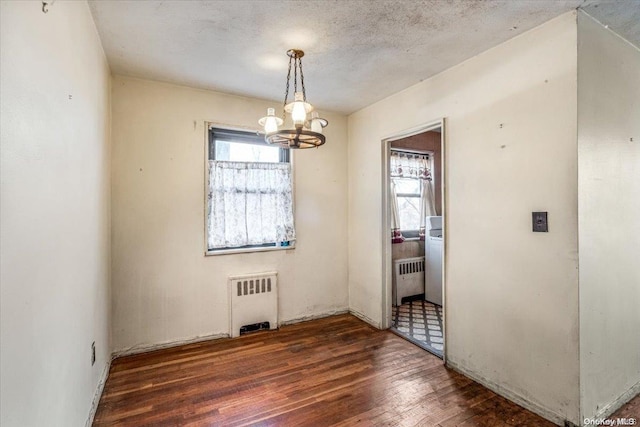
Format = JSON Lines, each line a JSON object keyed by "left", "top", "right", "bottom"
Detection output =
{"left": 259, "top": 49, "right": 328, "bottom": 149}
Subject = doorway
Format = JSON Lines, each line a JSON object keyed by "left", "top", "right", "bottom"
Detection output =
{"left": 382, "top": 120, "right": 445, "bottom": 359}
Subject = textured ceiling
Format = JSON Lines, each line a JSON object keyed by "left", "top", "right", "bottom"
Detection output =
{"left": 581, "top": 0, "right": 640, "bottom": 46}
{"left": 88, "top": 0, "right": 640, "bottom": 114}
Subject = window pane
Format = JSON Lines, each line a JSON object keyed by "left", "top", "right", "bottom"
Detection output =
{"left": 208, "top": 129, "right": 295, "bottom": 253}
{"left": 215, "top": 139, "right": 280, "bottom": 162}
{"left": 393, "top": 177, "right": 420, "bottom": 195}
{"left": 397, "top": 196, "right": 420, "bottom": 231}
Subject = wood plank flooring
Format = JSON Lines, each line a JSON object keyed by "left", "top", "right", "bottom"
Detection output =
{"left": 613, "top": 395, "right": 640, "bottom": 421}
{"left": 93, "top": 314, "right": 636, "bottom": 426}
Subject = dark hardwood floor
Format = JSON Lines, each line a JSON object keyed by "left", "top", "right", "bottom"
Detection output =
{"left": 614, "top": 395, "right": 640, "bottom": 421}
{"left": 93, "top": 314, "right": 638, "bottom": 426}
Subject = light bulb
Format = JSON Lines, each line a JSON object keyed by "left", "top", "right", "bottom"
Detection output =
{"left": 258, "top": 107, "right": 282, "bottom": 134}
{"left": 264, "top": 117, "right": 278, "bottom": 134}
{"left": 291, "top": 92, "right": 307, "bottom": 127}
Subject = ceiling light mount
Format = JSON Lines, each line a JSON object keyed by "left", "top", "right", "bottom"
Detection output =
{"left": 286, "top": 49, "right": 304, "bottom": 59}
{"left": 259, "top": 49, "right": 328, "bottom": 149}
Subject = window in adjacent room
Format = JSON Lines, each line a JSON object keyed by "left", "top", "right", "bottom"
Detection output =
{"left": 394, "top": 176, "right": 422, "bottom": 238}
{"left": 206, "top": 127, "right": 295, "bottom": 254}
{"left": 390, "top": 150, "right": 436, "bottom": 241}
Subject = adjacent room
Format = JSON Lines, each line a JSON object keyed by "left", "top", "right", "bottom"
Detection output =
{"left": 1, "top": 1, "right": 639, "bottom": 426}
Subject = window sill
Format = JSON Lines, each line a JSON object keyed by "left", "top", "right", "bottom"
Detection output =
{"left": 205, "top": 243, "right": 296, "bottom": 256}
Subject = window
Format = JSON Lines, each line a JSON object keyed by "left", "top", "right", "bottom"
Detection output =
{"left": 206, "top": 127, "right": 295, "bottom": 254}
{"left": 390, "top": 150, "right": 433, "bottom": 240}
{"left": 393, "top": 177, "right": 422, "bottom": 237}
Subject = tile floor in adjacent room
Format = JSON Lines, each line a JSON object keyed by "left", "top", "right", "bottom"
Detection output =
{"left": 392, "top": 299, "right": 444, "bottom": 357}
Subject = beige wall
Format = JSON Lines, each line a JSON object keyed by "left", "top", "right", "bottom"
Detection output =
{"left": 578, "top": 11, "right": 640, "bottom": 421}
{"left": 0, "top": 2, "right": 111, "bottom": 426}
{"left": 348, "top": 11, "right": 580, "bottom": 425}
{"left": 391, "top": 240, "right": 424, "bottom": 261}
{"left": 111, "top": 76, "right": 349, "bottom": 352}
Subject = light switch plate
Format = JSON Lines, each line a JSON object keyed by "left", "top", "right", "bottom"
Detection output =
{"left": 532, "top": 212, "right": 548, "bottom": 232}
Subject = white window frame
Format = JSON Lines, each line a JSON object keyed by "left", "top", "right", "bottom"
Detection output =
{"left": 204, "top": 122, "right": 296, "bottom": 256}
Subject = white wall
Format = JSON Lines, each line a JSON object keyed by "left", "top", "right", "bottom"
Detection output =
{"left": 578, "top": 11, "right": 640, "bottom": 421}
{"left": 0, "top": 2, "right": 111, "bottom": 426}
{"left": 348, "top": 12, "right": 580, "bottom": 424}
{"left": 110, "top": 76, "right": 348, "bottom": 352}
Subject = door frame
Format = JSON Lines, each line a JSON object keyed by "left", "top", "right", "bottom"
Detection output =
{"left": 380, "top": 118, "right": 447, "bottom": 361}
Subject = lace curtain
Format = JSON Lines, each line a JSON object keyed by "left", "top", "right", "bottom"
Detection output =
{"left": 390, "top": 151, "right": 436, "bottom": 242}
{"left": 390, "top": 152, "right": 432, "bottom": 180}
{"left": 207, "top": 161, "right": 295, "bottom": 249}
{"left": 390, "top": 180, "right": 405, "bottom": 243}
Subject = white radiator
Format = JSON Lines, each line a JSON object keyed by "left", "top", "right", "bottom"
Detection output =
{"left": 394, "top": 257, "right": 425, "bottom": 306}
{"left": 228, "top": 272, "right": 278, "bottom": 338}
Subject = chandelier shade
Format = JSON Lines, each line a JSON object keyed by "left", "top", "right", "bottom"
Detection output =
{"left": 257, "top": 108, "right": 283, "bottom": 134}
{"left": 259, "top": 49, "right": 328, "bottom": 149}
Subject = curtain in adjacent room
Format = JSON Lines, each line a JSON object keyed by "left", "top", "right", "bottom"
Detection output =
{"left": 419, "top": 179, "right": 437, "bottom": 240}
{"left": 390, "top": 180, "right": 405, "bottom": 244}
{"left": 390, "top": 151, "right": 435, "bottom": 241}
{"left": 390, "top": 151, "right": 432, "bottom": 180}
{"left": 207, "top": 161, "right": 295, "bottom": 249}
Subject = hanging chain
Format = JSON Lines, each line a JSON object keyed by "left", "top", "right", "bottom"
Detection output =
{"left": 281, "top": 55, "right": 294, "bottom": 121}
{"left": 298, "top": 57, "right": 306, "bottom": 101}
{"left": 280, "top": 51, "right": 307, "bottom": 122}
{"left": 293, "top": 57, "right": 298, "bottom": 95}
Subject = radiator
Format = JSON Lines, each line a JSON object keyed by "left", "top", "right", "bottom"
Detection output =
{"left": 228, "top": 272, "right": 278, "bottom": 338}
{"left": 394, "top": 257, "right": 425, "bottom": 306}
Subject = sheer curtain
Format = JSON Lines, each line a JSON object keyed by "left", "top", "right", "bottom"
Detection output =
{"left": 419, "top": 179, "right": 436, "bottom": 240}
{"left": 207, "top": 161, "right": 295, "bottom": 249}
{"left": 390, "top": 151, "right": 432, "bottom": 180}
{"left": 390, "top": 180, "right": 405, "bottom": 243}
{"left": 390, "top": 151, "right": 435, "bottom": 241}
